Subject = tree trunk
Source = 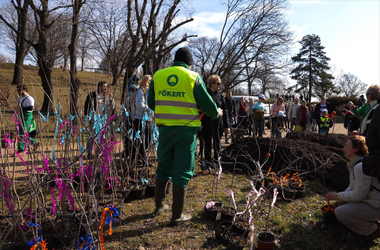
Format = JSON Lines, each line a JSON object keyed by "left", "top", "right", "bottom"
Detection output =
{"left": 308, "top": 51, "right": 312, "bottom": 100}
{"left": 12, "top": 50, "right": 26, "bottom": 85}
{"left": 63, "top": 54, "right": 68, "bottom": 71}
{"left": 38, "top": 57, "right": 53, "bottom": 113}
{"left": 68, "top": 0, "right": 81, "bottom": 120}
{"left": 81, "top": 56, "right": 84, "bottom": 71}
{"left": 11, "top": 1, "right": 29, "bottom": 85}
{"left": 35, "top": 1, "right": 53, "bottom": 114}
{"left": 121, "top": 69, "right": 130, "bottom": 103}
{"left": 112, "top": 75, "right": 118, "bottom": 86}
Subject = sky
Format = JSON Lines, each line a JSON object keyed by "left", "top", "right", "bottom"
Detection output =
{"left": 186, "top": 0, "right": 380, "bottom": 86}
{"left": 0, "top": 0, "right": 379, "bottom": 87}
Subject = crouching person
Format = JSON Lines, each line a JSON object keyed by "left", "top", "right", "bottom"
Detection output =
{"left": 325, "top": 136, "right": 380, "bottom": 240}
{"left": 148, "top": 47, "right": 222, "bottom": 225}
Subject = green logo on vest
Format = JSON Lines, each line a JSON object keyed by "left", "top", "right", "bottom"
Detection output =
{"left": 167, "top": 75, "right": 178, "bottom": 87}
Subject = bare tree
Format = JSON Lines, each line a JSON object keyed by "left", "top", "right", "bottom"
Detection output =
{"left": 189, "top": 0, "right": 293, "bottom": 92}
{"left": 0, "top": 0, "right": 36, "bottom": 85}
{"left": 26, "top": 13, "right": 71, "bottom": 69}
{"left": 335, "top": 71, "right": 367, "bottom": 98}
{"left": 1, "top": 0, "right": 71, "bottom": 112}
{"left": 77, "top": 22, "right": 93, "bottom": 71}
{"left": 87, "top": 0, "right": 130, "bottom": 87}
{"left": 120, "top": 0, "right": 196, "bottom": 102}
{"left": 68, "top": 0, "right": 87, "bottom": 117}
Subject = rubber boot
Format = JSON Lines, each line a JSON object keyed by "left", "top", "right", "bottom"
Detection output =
{"left": 169, "top": 185, "right": 192, "bottom": 226}
{"left": 154, "top": 180, "right": 169, "bottom": 216}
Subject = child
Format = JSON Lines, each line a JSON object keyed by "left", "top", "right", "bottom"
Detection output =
{"left": 319, "top": 109, "right": 333, "bottom": 133}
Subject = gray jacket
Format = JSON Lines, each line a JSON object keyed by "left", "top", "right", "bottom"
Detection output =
{"left": 135, "top": 88, "right": 152, "bottom": 120}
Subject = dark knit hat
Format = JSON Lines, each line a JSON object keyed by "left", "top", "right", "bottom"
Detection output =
{"left": 132, "top": 74, "right": 140, "bottom": 83}
{"left": 174, "top": 47, "right": 194, "bottom": 65}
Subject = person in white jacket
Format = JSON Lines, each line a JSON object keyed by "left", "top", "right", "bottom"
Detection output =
{"left": 325, "top": 136, "right": 380, "bottom": 240}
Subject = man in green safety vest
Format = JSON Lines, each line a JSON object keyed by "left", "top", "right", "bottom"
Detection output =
{"left": 16, "top": 85, "right": 38, "bottom": 153}
{"left": 148, "top": 47, "right": 223, "bottom": 226}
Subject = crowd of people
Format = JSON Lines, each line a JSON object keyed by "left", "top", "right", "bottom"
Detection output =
{"left": 14, "top": 46, "right": 380, "bottom": 237}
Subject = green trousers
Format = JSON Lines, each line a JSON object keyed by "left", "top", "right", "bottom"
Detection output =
{"left": 156, "top": 125, "right": 198, "bottom": 187}
{"left": 18, "top": 112, "right": 36, "bottom": 151}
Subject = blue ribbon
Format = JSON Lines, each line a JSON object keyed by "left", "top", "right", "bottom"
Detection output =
{"left": 55, "top": 104, "right": 62, "bottom": 117}
{"left": 128, "top": 129, "right": 134, "bottom": 140}
{"left": 38, "top": 111, "right": 49, "bottom": 122}
{"left": 134, "top": 130, "right": 141, "bottom": 142}
{"left": 51, "top": 145, "right": 55, "bottom": 159}
{"left": 77, "top": 233, "right": 96, "bottom": 250}
{"left": 27, "top": 222, "right": 43, "bottom": 246}
{"left": 105, "top": 206, "right": 119, "bottom": 230}
{"left": 140, "top": 178, "right": 149, "bottom": 184}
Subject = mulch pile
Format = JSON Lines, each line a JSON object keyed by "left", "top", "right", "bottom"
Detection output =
{"left": 221, "top": 132, "right": 350, "bottom": 192}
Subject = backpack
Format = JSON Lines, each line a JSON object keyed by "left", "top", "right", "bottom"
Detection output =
{"left": 124, "top": 90, "right": 138, "bottom": 122}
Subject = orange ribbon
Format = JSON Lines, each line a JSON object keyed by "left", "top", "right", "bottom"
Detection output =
{"left": 321, "top": 201, "right": 335, "bottom": 212}
{"left": 30, "top": 239, "right": 47, "bottom": 250}
{"left": 99, "top": 207, "right": 114, "bottom": 250}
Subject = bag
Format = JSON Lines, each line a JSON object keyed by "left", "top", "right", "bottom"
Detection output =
{"left": 362, "top": 151, "right": 380, "bottom": 177}
{"left": 294, "top": 124, "right": 302, "bottom": 132}
{"left": 125, "top": 90, "right": 138, "bottom": 121}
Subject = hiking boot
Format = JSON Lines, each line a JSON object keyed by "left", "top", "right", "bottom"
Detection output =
{"left": 169, "top": 185, "right": 191, "bottom": 226}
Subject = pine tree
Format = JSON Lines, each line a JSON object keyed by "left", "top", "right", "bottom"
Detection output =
{"left": 290, "top": 34, "right": 335, "bottom": 99}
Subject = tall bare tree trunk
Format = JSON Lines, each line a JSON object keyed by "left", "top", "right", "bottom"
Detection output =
{"left": 38, "top": 56, "right": 53, "bottom": 113}
{"left": 11, "top": 0, "right": 29, "bottom": 85}
{"left": 69, "top": 0, "right": 85, "bottom": 119}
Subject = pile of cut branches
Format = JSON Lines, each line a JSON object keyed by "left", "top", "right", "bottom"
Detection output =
{"left": 221, "top": 132, "right": 350, "bottom": 192}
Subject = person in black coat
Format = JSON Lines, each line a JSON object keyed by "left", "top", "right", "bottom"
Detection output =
{"left": 201, "top": 75, "right": 230, "bottom": 167}
{"left": 342, "top": 109, "right": 360, "bottom": 135}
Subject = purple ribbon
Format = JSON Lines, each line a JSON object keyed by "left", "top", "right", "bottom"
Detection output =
{"left": 1, "top": 174, "right": 14, "bottom": 214}
{"left": 49, "top": 187, "right": 56, "bottom": 215}
{"left": 107, "top": 177, "right": 119, "bottom": 189}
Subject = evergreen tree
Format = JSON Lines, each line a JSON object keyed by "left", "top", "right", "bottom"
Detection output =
{"left": 290, "top": 34, "right": 334, "bottom": 99}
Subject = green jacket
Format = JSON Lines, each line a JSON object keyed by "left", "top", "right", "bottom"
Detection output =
{"left": 148, "top": 62, "right": 219, "bottom": 130}
{"left": 352, "top": 102, "right": 369, "bottom": 118}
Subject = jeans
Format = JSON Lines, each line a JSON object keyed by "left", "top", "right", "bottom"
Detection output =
{"left": 290, "top": 117, "right": 296, "bottom": 131}
{"left": 225, "top": 117, "right": 235, "bottom": 141}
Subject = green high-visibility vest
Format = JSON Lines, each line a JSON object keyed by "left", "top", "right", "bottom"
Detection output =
{"left": 153, "top": 66, "right": 200, "bottom": 127}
